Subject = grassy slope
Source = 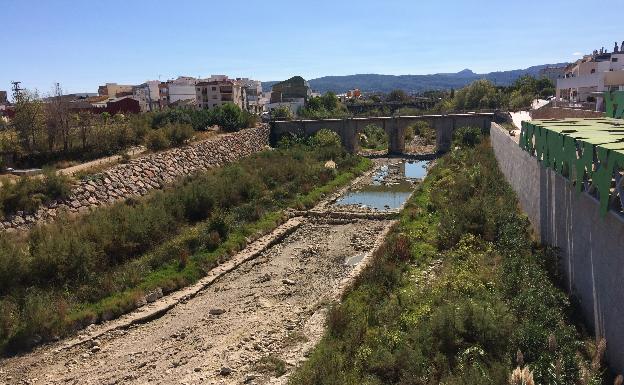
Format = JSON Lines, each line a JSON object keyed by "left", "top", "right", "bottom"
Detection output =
{"left": 0, "top": 136, "right": 371, "bottom": 355}
{"left": 290, "top": 139, "right": 604, "bottom": 385}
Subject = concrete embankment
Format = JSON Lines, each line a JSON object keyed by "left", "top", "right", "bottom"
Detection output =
{"left": 491, "top": 122, "right": 624, "bottom": 373}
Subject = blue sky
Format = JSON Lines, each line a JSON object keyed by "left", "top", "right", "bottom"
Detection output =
{"left": 1, "top": 0, "right": 622, "bottom": 95}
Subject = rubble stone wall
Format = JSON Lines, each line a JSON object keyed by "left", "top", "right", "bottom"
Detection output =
{"left": 530, "top": 106, "right": 603, "bottom": 120}
{"left": 1, "top": 126, "right": 270, "bottom": 231}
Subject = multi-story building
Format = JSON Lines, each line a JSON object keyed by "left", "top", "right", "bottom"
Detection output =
{"left": 167, "top": 77, "right": 197, "bottom": 106}
{"left": 97, "top": 83, "right": 134, "bottom": 98}
{"left": 133, "top": 80, "right": 160, "bottom": 112}
{"left": 237, "top": 78, "right": 264, "bottom": 113}
{"left": 556, "top": 41, "right": 624, "bottom": 110}
{"left": 159, "top": 76, "right": 198, "bottom": 109}
{"left": 266, "top": 76, "right": 312, "bottom": 116}
{"left": 195, "top": 76, "right": 246, "bottom": 110}
{"left": 270, "top": 76, "right": 311, "bottom": 104}
{"left": 0, "top": 91, "right": 8, "bottom": 105}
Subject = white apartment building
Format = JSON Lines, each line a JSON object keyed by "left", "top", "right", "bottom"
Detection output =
{"left": 556, "top": 42, "right": 624, "bottom": 110}
{"left": 159, "top": 77, "right": 198, "bottom": 109}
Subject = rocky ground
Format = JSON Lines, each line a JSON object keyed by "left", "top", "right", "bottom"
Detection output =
{"left": 0, "top": 216, "right": 393, "bottom": 385}
{"left": 405, "top": 135, "right": 436, "bottom": 155}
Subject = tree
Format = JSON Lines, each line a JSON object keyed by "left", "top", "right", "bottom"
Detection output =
{"left": 387, "top": 89, "right": 409, "bottom": 102}
{"left": 320, "top": 92, "right": 339, "bottom": 111}
{"left": 306, "top": 96, "right": 323, "bottom": 111}
{"left": 214, "top": 103, "right": 244, "bottom": 132}
{"left": 452, "top": 79, "right": 505, "bottom": 110}
{"left": 271, "top": 106, "right": 293, "bottom": 120}
{"left": 75, "top": 111, "right": 93, "bottom": 150}
{"left": 12, "top": 89, "right": 45, "bottom": 151}
{"left": 46, "top": 83, "right": 72, "bottom": 152}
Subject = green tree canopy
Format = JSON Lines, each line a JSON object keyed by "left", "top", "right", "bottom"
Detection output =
{"left": 387, "top": 89, "right": 409, "bottom": 102}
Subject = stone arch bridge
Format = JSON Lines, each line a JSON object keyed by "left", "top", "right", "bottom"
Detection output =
{"left": 269, "top": 113, "right": 494, "bottom": 154}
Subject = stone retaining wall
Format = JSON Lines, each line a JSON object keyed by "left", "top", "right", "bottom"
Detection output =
{"left": 490, "top": 123, "right": 624, "bottom": 373}
{"left": 1, "top": 126, "right": 270, "bottom": 231}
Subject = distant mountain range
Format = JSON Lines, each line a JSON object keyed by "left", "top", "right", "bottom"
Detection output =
{"left": 261, "top": 63, "right": 568, "bottom": 94}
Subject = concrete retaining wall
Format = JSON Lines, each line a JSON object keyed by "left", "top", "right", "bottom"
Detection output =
{"left": 1, "top": 126, "right": 270, "bottom": 232}
{"left": 490, "top": 123, "right": 624, "bottom": 373}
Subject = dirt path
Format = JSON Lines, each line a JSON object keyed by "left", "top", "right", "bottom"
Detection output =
{"left": 0, "top": 216, "right": 393, "bottom": 385}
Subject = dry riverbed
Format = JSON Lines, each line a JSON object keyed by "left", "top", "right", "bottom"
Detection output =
{"left": 0, "top": 158, "right": 420, "bottom": 385}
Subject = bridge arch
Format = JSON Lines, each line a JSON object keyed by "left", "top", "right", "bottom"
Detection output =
{"left": 269, "top": 113, "right": 494, "bottom": 154}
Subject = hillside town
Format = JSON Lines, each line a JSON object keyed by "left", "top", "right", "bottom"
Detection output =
{"left": 2, "top": 75, "right": 307, "bottom": 119}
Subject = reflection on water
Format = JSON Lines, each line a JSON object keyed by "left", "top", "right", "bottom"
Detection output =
{"left": 334, "top": 160, "right": 429, "bottom": 211}
{"left": 404, "top": 160, "right": 428, "bottom": 179}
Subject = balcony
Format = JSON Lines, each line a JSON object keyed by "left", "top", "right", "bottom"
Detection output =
{"left": 219, "top": 86, "right": 233, "bottom": 94}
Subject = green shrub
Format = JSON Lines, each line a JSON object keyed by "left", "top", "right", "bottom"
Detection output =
{"left": 145, "top": 129, "right": 171, "bottom": 151}
{"left": 411, "top": 121, "right": 436, "bottom": 145}
{"left": 163, "top": 123, "right": 194, "bottom": 146}
{"left": 314, "top": 129, "right": 342, "bottom": 148}
{"left": 271, "top": 106, "right": 294, "bottom": 120}
{"left": 360, "top": 124, "right": 388, "bottom": 150}
{"left": 453, "top": 126, "right": 482, "bottom": 147}
{"left": 0, "top": 169, "right": 71, "bottom": 216}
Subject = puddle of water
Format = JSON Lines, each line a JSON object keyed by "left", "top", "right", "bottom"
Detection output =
{"left": 334, "top": 160, "right": 429, "bottom": 211}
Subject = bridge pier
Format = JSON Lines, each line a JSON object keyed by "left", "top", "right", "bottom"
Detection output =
{"left": 433, "top": 118, "right": 454, "bottom": 153}
{"left": 270, "top": 113, "right": 494, "bottom": 155}
{"left": 387, "top": 118, "right": 406, "bottom": 155}
{"left": 342, "top": 120, "right": 360, "bottom": 153}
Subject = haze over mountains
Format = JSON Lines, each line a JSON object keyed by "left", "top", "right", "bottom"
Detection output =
{"left": 262, "top": 63, "right": 568, "bottom": 94}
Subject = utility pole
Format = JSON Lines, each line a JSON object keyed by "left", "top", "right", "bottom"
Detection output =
{"left": 11, "top": 81, "right": 23, "bottom": 102}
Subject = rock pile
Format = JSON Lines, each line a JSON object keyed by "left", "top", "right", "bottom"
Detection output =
{"left": 1, "top": 126, "right": 270, "bottom": 232}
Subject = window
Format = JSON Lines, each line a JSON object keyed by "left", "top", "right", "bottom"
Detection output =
{"left": 212, "top": 87, "right": 217, "bottom": 91}
{"left": 591, "top": 69, "right": 596, "bottom": 74}
{"left": 613, "top": 58, "right": 619, "bottom": 62}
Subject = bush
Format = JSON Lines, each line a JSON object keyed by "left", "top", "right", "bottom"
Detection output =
{"left": 213, "top": 103, "right": 245, "bottom": 132}
{"left": 360, "top": 124, "right": 388, "bottom": 150}
{"left": 411, "top": 121, "right": 436, "bottom": 145}
{"left": 145, "top": 129, "right": 171, "bottom": 151}
{"left": 163, "top": 123, "right": 194, "bottom": 146}
{"left": 314, "top": 129, "right": 342, "bottom": 148}
{"left": 453, "top": 126, "right": 482, "bottom": 147}
{"left": 0, "top": 169, "right": 71, "bottom": 217}
{"left": 271, "top": 106, "right": 294, "bottom": 120}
